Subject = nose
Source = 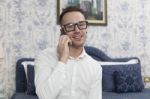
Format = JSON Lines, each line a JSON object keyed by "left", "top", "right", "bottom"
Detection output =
{"left": 74, "top": 24, "right": 80, "bottom": 32}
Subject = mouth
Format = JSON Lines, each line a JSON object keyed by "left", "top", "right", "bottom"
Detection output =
{"left": 72, "top": 35, "right": 83, "bottom": 41}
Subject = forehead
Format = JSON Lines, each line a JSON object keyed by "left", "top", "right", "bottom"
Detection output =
{"left": 61, "top": 11, "right": 85, "bottom": 25}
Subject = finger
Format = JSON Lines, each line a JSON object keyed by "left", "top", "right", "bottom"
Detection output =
{"left": 62, "top": 35, "right": 70, "bottom": 43}
{"left": 62, "top": 37, "right": 69, "bottom": 45}
{"left": 58, "top": 36, "right": 68, "bottom": 48}
{"left": 67, "top": 38, "right": 72, "bottom": 45}
{"left": 59, "top": 35, "right": 66, "bottom": 45}
{"left": 65, "top": 36, "right": 72, "bottom": 44}
{"left": 59, "top": 35, "right": 65, "bottom": 43}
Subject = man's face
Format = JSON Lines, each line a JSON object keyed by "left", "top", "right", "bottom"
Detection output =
{"left": 61, "top": 11, "right": 87, "bottom": 48}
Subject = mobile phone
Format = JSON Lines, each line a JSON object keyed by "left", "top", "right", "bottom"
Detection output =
{"left": 60, "top": 28, "right": 72, "bottom": 45}
{"left": 60, "top": 28, "right": 65, "bottom": 35}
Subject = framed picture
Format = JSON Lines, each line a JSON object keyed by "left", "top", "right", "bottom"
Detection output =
{"left": 57, "top": 0, "right": 107, "bottom": 25}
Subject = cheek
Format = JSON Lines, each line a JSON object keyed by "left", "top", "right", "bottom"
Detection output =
{"left": 82, "top": 31, "right": 87, "bottom": 37}
{"left": 66, "top": 33, "right": 72, "bottom": 38}
{"left": 66, "top": 30, "right": 87, "bottom": 38}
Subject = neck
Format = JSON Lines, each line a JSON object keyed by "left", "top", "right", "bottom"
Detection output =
{"left": 69, "top": 46, "right": 83, "bottom": 58}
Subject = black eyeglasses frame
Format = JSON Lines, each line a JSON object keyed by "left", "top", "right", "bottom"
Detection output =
{"left": 62, "top": 21, "right": 88, "bottom": 32}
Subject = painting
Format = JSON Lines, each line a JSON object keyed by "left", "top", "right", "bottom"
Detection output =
{"left": 57, "top": 0, "right": 107, "bottom": 25}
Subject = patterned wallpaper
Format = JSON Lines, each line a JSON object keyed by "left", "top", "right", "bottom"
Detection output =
{"left": 0, "top": 0, "right": 150, "bottom": 98}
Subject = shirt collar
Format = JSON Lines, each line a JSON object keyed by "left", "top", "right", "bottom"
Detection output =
{"left": 69, "top": 48, "right": 87, "bottom": 60}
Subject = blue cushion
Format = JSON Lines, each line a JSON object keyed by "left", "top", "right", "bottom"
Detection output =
{"left": 101, "top": 60, "right": 144, "bottom": 92}
{"left": 16, "top": 60, "right": 27, "bottom": 92}
{"left": 114, "top": 69, "right": 144, "bottom": 93}
{"left": 27, "top": 65, "right": 36, "bottom": 95}
{"left": 11, "top": 93, "right": 38, "bottom": 99}
{"left": 16, "top": 58, "right": 34, "bottom": 92}
{"left": 102, "top": 88, "right": 150, "bottom": 99}
{"left": 85, "top": 46, "right": 112, "bottom": 61}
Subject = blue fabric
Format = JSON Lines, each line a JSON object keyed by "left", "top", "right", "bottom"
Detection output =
{"left": 114, "top": 69, "right": 144, "bottom": 93}
{"left": 16, "top": 60, "right": 26, "bottom": 92}
{"left": 13, "top": 47, "right": 146, "bottom": 99}
{"left": 11, "top": 93, "right": 38, "bottom": 99}
{"left": 27, "top": 65, "right": 36, "bottom": 95}
{"left": 101, "top": 61, "right": 144, "bottom": 92}
{"left": 16, "top": 64, "right": 27, "bottom": 92}
{"left": 15, "top": 47, "right": 136, "bottom": 92}
{"left": 85, "top": 46, "right": 112, "bottom": 61}
{"left": 85, "top": 46, "right": 137, "bottom": 62}
{"left": 102, "top": 88, "right": 150, "bottom": 99}
{"left": 16, "top": 58, "right": 34, "bottom": 92}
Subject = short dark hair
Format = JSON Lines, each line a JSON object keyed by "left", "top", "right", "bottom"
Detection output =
{"left": 59, "top": 6, "right": 86, "bottom": 24}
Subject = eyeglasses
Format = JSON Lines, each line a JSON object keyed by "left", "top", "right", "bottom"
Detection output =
{"left": 62, "top": 21, "right": 88, "bottom": 32}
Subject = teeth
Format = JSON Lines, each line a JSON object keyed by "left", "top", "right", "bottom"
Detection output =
{"left": 74, "top": 36, "right": 81, "bottom": 39}
{"left": 74, "top": 36, "right": 80, "bottom": 39}
{"left": 73, "top": 35, "right": 83, "bottom": 40}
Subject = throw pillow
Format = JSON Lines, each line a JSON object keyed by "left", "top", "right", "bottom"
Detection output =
{"left": 114, "top": 70, "right": 144, "bottom": 93}
{"left": 22, "top": 61, "right": 35, "bottom": 80}
{"left": 16, "top": 64, "right": 27, "bottom": 92}
{"left": 100, "top": 58, "right": 143, "bottom": 92}
{"left": 27, "top": 65, "right": 36, "bottom": 95}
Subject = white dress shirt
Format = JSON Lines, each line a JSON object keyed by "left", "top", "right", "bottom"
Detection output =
{"left": 35, "top": 47, "right": 102, "bottom": 99}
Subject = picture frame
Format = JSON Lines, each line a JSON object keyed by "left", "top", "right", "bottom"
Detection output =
{"left": 57, "top": 0, "right": 107, "bottom": 25}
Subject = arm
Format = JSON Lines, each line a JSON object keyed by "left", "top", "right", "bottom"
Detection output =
{"left": 88, "top": 65, "right": 102, "bottom": 99}
{"left": 35, "top": 35, "right": 71, "bottom": 99}
{"left": 34, "top": 49, "right": 67, "bottom": 99}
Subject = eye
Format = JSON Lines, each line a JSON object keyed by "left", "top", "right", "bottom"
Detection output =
{"left": 78, "top": 22, "right": 87, "bottom": 29}
{"left": 66, "top": 24, "right": 74, "bottom": 28}
{"left": 64, "top": 23, "right": 75, "bottom": 32}
{"left": 78, "top": 21, "right": 87, "bottom": 26}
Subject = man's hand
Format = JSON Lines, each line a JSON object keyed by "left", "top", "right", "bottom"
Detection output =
{"left": 57, "top": 35, "right": 72, "bottom": 63}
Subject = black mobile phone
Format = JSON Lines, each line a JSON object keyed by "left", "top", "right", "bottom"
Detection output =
{"left": 60, "top": 28, "right": 72, "bottom": 45}
{"left": 60, "top": 28, "right": 65, "bottom": 35}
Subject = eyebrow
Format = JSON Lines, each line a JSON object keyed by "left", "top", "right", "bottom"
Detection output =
{"left": 63, "top": 22, "right": 75, "bottom": 26}
{"left": 63, "top": 21, "right": 85, "bottom": 26}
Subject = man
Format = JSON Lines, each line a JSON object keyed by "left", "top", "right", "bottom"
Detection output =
{"left": 35, "top": 6, "right": 102, "bottom": 99}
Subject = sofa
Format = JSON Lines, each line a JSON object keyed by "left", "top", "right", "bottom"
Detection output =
{"left": 11, "top": 46, "right": 150, "bottom": 99}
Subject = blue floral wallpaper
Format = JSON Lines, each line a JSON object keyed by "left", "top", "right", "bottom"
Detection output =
{"left": 0, "top": 0, "right": 150, "bottom": 98}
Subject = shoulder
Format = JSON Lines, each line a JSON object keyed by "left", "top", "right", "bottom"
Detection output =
{"left": 83, "top": 55, "right": 102, "bottom": 80}
{"left": 86, "top": 54, "right": 99, "bottom": 64}
{"left": 85, "top": 54, "right": 101, "bottom": 69}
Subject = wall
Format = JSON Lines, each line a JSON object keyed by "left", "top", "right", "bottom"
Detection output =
{"left": 0, "top": 0, "right": 150, "bottom": 98}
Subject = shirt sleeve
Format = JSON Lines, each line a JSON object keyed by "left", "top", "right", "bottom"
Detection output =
{"left": 88, "top": 63, "right": 102, "bottom": 99}
{"left": 34, "top": 49, "right": 66, "bottom": 99}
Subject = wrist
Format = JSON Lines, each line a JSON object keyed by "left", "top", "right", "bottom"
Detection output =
{"left": 59, "top": 57, "right": 68, "bottom": 63}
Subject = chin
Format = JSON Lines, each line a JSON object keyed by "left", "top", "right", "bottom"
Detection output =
{"left": 72, "top": 42, "right": 84, "bottom": 48}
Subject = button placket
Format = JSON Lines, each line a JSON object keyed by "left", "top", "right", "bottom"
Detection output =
{"left": 71, "top": 59, "right": 78, "bottom": 96}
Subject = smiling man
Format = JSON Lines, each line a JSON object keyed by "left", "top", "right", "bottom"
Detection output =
{"left": 35, "top": 6, "right": 102, "bottom": 99}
